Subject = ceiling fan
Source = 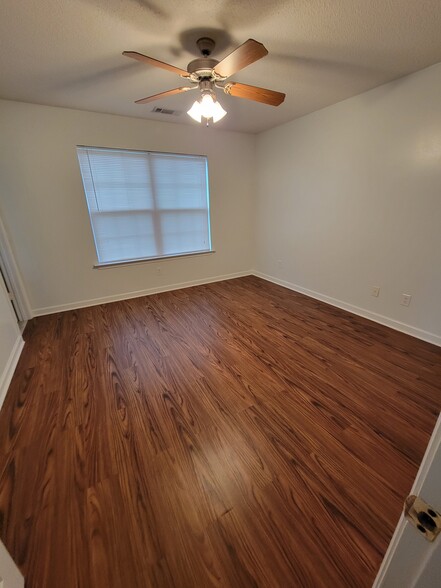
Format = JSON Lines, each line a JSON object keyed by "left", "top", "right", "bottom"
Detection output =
{"left": 123, "top": 37, "right": 286, "bottom": 124}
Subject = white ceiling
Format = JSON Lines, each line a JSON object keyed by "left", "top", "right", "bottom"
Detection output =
{"left": 1, "top": 0, "right": 441, "bottom": 133}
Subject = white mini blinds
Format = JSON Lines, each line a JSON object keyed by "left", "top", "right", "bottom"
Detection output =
{"left": 76, "top": 146, "right": 212, "bottom": 265}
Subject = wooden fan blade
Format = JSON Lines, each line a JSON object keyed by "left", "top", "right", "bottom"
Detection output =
{"left": 224, "top": 82, "right": 285, "bottom": 106}
{"left": 123, "top": 51, "right": 189, "bottom": 77}
{"left": 135, "top": 87, "right": 195, "bottom": 104}
{"left": 214, "top": 39, "right": 268, "bottom": 78}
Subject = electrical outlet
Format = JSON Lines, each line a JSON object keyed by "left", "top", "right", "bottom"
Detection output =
{"left": 277, "top": 259, "right": 283, "bottom": 268}
{"left": 371, "top": 286, "right": 380, "bottom": 298}
{"left": 156, "top": 266, "right": 161, "bottom": 275}
{"left": 401, "top": 293, "right": 412, "bottom": 307}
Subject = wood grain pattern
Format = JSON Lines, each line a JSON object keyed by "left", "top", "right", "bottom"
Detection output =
{"left": 135, "top": 87, "right": 194, "bottom": 105}
{"left": 225, "top": 82, "right": 285, "bottom": 106}
{"left": 214, "top": 39, "right": 268, "bottom": 79}
{"left": 122, "top": 51, "right": 190, "bottom": 77}
{"left": 0, "top": 276, "right": 439, "bottom": 587}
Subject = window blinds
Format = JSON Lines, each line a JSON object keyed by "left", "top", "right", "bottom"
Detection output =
{"left": 76, "top": 146, "right": 211, "bottom": 264}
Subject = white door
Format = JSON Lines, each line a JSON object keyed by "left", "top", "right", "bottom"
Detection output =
{"left": 0, "top": 541, "right": 24, "bottom": 588}
{"left": 0, "top": 264, "right": 21, "bottom": 323}
{"left": 374, "top": 412, "right": 441, "bottom": 587}
{"left": 0, "top": 214, "right": 30, "bottom": 324}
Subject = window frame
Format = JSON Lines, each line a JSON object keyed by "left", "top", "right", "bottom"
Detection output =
{"left": 76, "top": 145, "right": 214, "bottom": 268}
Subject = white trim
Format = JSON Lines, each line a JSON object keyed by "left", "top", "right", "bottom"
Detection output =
{"left": 252, "top": 271, "right": 441, "bottom": 347}
{"left": 32, "top": 270, "right": 441, "bottom": 348}
{"left": 0, "top": 334, "right": 24, "bottom": 410}
{"left": 0, "top": 215, "right": 32, "bottom": 320}
{"left": 373, "top": 413, "right": 441, "bottom": 587}
{"left": 32, "top": 271, "right": 252, "bottom": 316}
{"left": 94, "top": 249, "right": 215, "bottom": 269}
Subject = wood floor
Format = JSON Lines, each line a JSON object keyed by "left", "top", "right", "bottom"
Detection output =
{"left": 0, "top": 276, "right": 439, "bottom": 587}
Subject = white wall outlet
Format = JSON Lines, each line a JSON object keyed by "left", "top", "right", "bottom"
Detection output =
{"left": 371, "top": 286, "right": 380, "bottom": 298}
{"left": 277, "top": 259, "right": 283, "bottom": 268}
{"left": 401, "top": 293, "right": 412, "bottom": 307}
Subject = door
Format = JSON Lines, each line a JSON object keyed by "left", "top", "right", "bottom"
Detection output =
{"left": 0, "top": 262, "right": 21, "bottom": 323}
{"left": 0, "top": 214, "right": 29, "bottom": 324}
{"left": 374, "top": 412, "right": 441, "bottom": 587}
{"left": 0, "top": 540, "right": 24, "bottom": 588}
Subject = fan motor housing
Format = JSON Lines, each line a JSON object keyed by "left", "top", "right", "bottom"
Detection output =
{"left": 187, "top": 58, "right": 219, "bottom": 76}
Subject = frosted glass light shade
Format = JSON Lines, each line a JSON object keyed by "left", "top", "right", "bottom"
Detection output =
{"left": 187, "top": 100, "right": 203, "bottom": 122}
{"left": 211, "top": 99, "right": 227, "bottom": 123}
{"left": 187, "top": 93, "right": 227, "bottom": 123}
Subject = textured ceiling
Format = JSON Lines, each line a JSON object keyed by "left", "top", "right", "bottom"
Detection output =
{"left": 1, "top": 0, "right": 441, "bottom": 133}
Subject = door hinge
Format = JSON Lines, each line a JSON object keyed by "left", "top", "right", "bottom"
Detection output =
{"left": 404, "top": 495, "right": 441, "bottom": 542}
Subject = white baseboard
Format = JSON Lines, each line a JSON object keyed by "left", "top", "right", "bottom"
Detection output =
{"left": 32, "top": 271, "right": 252, "bottom": 316}
{"left": 0, "top": 334, "right": 25, "bottom": 410}
{"left": 29, "top": 269, "right": 441, "bottom": 347}
{"left": 253, "top": 271, "right": 441, "bottom": 347}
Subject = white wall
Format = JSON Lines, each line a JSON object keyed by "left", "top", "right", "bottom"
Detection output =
{"left": 0, "top": 100, "right": 255, "bottom": 314}
{"left": 255, "top": 63, "right": 441, "bottom": 343}
{"left": 1, "top": 63, "right": 441, "bottom": 343}
{"left": 0, "top": 275, "right": 23, "bottom": 407}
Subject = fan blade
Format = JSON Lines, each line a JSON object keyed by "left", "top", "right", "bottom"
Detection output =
{"left": 123, "top": 51, "right": 189, "bottom": 77}
{"left": 214, "top": 39, "right": 268, "bottom": 78}
{"left": 224, "top": 82, "right": 285, "bottom": 106}
{"left": 134, "top": 87, "right": 195, "bottom": 104}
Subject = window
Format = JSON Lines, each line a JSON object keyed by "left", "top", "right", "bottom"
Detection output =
{"left": 76, "top": 146, "right": 212, "bottom": 265}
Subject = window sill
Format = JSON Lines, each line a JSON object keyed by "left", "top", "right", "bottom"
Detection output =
{"left": 93, "top": 249, "right": 215, "bottom": 269}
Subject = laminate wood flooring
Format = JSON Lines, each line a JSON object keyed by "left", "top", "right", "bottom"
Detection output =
{"left": 0, "top": 276, "right": 440, "bottom": 587}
